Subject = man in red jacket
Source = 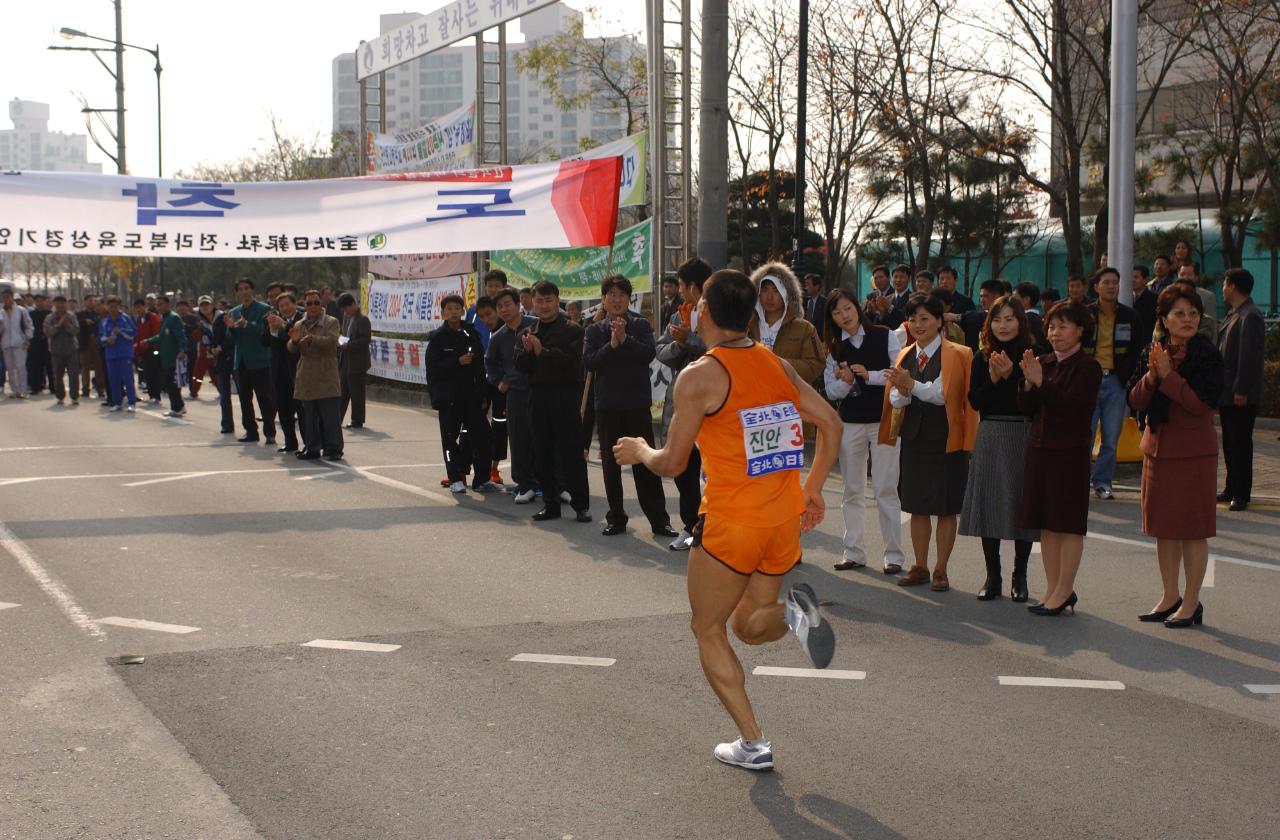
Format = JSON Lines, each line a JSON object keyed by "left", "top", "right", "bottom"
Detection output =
{"left": 131, "top": 297, "right": 162, "bottom": 403}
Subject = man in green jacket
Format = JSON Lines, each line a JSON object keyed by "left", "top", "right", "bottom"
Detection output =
{"left": 146, "top": 294, "right": 187, "bottom": 417}
{"left": 225, "top": 278, "right": 277, "bottom": 443}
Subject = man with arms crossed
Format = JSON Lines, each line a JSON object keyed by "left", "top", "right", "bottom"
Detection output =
{"left": 614, "top": 270, "right": 843, "bottom": 771}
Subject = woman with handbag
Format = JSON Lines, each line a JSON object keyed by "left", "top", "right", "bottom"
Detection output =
{"left": 822, "top": 289, "right": 906, "bottom": 573}
{"left": 1127, "top": 285, "right": 1224, "bottom": 628}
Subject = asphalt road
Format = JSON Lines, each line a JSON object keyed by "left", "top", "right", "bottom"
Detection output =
{"left": 2, "top": 390, "right": 1278, "bottom": 839}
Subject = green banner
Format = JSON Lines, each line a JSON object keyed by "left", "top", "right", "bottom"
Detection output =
{"left": 489, "top": 218, "right": 651, "bottom": 301}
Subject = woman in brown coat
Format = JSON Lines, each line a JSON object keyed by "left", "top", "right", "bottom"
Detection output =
{"left": 1127, "top": 285, "right": 1224, "bottom": 628}
{"left": 288, "top": 290, "right": 344, "bottom": 461}
{"left": 1017, "top": 302, "right": 1102, "bottom": 616}
{"left": 747, "top": 262, "right": 825, "bottom": 385}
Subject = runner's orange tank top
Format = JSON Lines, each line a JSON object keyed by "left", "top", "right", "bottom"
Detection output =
{"left": 696, "top": 342, "right": 806, "bottom": 527}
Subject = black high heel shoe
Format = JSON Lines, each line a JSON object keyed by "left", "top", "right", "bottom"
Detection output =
{"left": 1030, "top": 592, "right": 1077, "bottom": 616}
{"left": 1164, "top": 603, "right": 1203, "bottom": 628}
{"left": 1139, "top": 597, "right": 1182, "bottom": 623}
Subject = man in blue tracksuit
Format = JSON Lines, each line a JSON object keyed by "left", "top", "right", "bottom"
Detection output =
{"left": 99, "top": 296, "right": 137, "bottom": 411}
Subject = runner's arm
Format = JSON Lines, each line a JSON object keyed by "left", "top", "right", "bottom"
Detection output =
{"left": 778, "top": 357, "right": 843, "bottom": 529}
{"left": 614, "top": 357, "right": 719, "bottom": 476}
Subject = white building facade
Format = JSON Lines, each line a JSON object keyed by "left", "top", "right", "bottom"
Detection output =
{"left": 0, "top": 99, "right": 102, "bottom": 173}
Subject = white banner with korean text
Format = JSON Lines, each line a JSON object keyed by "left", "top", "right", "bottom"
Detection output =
{"left": 366, "top": 274, "right": 470, "bottom": 334}
{"left": 368, "top": 251, "right": 474, "bottom": 279}
{"left": 355, "top": 0, "right": 560, "bottom": 81}
{"left": 366, "top": 101, "right": 475, "bottom": 174}
{"left": 369, "top": 335, "right": 429, "bottom": 385}
{"left": 0, "top": 159, "right": 622, "bottom": 258}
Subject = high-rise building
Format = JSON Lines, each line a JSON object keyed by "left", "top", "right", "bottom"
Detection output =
{"left": 0, "top": 99, "right": 102, "bottom": 173}
{"left": 332, "top": 6, "right": 635, "bottom": 165}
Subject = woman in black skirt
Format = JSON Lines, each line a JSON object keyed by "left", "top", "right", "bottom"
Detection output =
{"left": 1017, "top": 302, "right": 1102, "bottom": 616}
{"left": 959, "top": 296, "right": 1039, "bottom": 602}
{"left": 879, "top": 293, "right": 977, "bottom": 592}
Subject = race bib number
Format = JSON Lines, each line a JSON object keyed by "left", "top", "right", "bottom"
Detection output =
{"left": 740, "top": 401, "right": 804, "bottom": 477}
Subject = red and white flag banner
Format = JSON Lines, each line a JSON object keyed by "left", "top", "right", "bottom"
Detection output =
{"left": 0, "top": 158, "right": 622, "bottom": 259}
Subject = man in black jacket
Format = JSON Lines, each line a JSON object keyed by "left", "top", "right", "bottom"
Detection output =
{"left": 427, "top": 294, "right": 494, "bottom": 493}
{"left": 1218, "top": 268, "right": 1266, "bottom": 511}
{"left": 262, "top": 291, "right": 304, "bottom": 452}
{"left": 338, "top": 292, "right": 371, "bottom": 429}
{"left": 584, "top": 275, "right": 675, "bottom": 538}
{"left": 1084, "top": 268, "right": 1142, "bottom": 500}
{"left": 211, "top": 306, "right": 236, "bottom": 434}
{"left": 514, "top": 280, "right": 591, "bottom": 523}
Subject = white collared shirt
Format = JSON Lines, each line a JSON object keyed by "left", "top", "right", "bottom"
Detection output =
{"left": 823, "top": 325, "right": 903, "bottom": 400}
{"left": 889, "top": 334, "right": 945, "bottom": 408}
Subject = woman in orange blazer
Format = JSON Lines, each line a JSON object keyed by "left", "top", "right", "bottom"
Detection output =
{"left": 878, "top": 293, "right": 978, "bottom": 591}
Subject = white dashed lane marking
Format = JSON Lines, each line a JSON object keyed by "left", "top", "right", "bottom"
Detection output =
{"left": 1244, "top": 684, "right": 1280, "bottom": 695}
{"left": 998, "top": 676, "right": 1125, "bottom": 690}
{"left": 0, "top": 601, "right": 19, "bottom": 611}
{"left": 301, "top": 639, "right": 401, "bottom": 653}
{"left": 122, "top": 471, "right": 217, "bottom": 487}
{"left": 92, "top": 616, "right": 201, "bottom": 634}
{"left": 510, "top": 653, "right": 616, "bottom": 667}
{"left": 753, "top": 666, "right": 866, "bottom": 680}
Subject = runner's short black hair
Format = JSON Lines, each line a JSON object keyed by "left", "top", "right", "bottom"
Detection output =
{"left": 440, "top": 294, "right": 465, "bottom": 310}
{"left": 702, "top": 269, "right": 756, "bottom": 332}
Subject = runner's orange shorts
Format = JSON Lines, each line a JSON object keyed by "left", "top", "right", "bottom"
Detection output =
{"left": 691, "top": 513, "right": 802, "bottom": 576}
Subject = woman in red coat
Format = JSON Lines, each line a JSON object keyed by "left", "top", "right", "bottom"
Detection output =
{"left": 1127, "top": 285, "right": 1224, "bottom": 628}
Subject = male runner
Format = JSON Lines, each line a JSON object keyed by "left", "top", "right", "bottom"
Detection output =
{"left": 614, "top": 269, "right": 843, "bottom": 771}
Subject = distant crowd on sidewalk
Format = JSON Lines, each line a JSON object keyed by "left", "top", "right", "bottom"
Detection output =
{"left": 0, "top": 246, "right": 1268, "bottom": 628}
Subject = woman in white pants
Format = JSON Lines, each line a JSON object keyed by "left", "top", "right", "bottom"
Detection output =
{"left": 822, "top": 289, "right": 906, "bottom": 573}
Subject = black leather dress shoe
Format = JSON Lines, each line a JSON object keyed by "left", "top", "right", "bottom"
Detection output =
{"left": 652, "top": 525, "right": 678, "bottom": 538}
{"left": 833, "top": 559, "right": 866, "bottom": 571}
{"left": 532, "top": 508, "right": 561, "bottom": 522}
{"left": 1216, "top": 490, "right": 1232, "bottom": 503}
{"left": 296, "top": 451, "right": 321, "bottom": 460}
{"left": 277, "top": 445, "right": 297, "bottom": 453}
{"left": 1229, "top": 499, "right": 1249, "bottom": 511}
{"left": 237, "top": 434, "right": 260, "bottom": 443}
{"left": 602, "top": 523, "right": 626, "bottom": 536}
{"left": 574, "top": 510, "right": 593, "bottom": 523}
{"left": 344, "top": 423, "right": 363, "bottom": 429}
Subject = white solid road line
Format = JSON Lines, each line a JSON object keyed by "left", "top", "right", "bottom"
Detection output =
{"left": 322, "top": 461, "right": 449, "bottom": 504}
{"left": 92, "top": 616, "right": 202, "bottom": 634}
{"left": 1089, "top": 531, "right": 1276, "bottom": 580}
{"left": 0, "top": 521, "right": 104, "bottom": 640}
{"left": 0, "top": 466, "right": 328, "bottom": 486}
{"left": 0, "top": 601, "right": 19, "bottom": 611}
{"left": 1244, "top": 684, "right": 1280, "bottom": 695}
{"left": 510, "top": 653, "right": 616, "bottom": 667}
{"left": 134, "top": 406, "right": 195, "bottom": 425}
{"left": 296, "top": 471, "right": 342, "bottom": 481}
{"left": 998, "top": 676, "right": 1125, "bottom": 690}
{"left": 752, "top": 666, "right": 866, "bottom": 680}
{"left": 122, "top": 471, "right": 217, "bottom": 488}
{"left": 302, "top": 639, "right": 401, "bottom": 653}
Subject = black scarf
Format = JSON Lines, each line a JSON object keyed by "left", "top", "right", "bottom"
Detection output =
{"left": 1128, "top": 333, "right": 1224, "bottom": 428}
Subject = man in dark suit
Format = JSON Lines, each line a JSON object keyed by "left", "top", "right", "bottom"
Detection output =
{"left": 1217, "top": 268, "right": 1266, "bottom": 511}
{"left": 1131, "top": 264, "right": 1157, "bottom": 340}
{"left": 1014, "top": 281, "right": 1049, "bottom": 352}
{"left": 881, "top": 264, "right": 914, "bottom": 329}
{"left": 936, "top": 266, "right": 976, "bottom": 314}
{"left": 802, "top": 273, "right": 828, "bottom": 330}
{"left": 338, "top": 292, "right": 371, "bottom": 429}
{"left": 959, "top": 279, "right": 1007, "bottom": 351}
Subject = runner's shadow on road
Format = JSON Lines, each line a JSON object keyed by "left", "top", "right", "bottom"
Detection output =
{"left": 750, "top": 776, "right": 904, "bottom": 839}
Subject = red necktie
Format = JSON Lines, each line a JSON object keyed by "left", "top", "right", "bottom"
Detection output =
{"left": 917, "top": 351, "right": 929, "bottom": 369}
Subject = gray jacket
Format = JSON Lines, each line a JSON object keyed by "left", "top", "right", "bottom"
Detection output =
{"left": 654, "top": 311, "right": 708, "bottom": 438}
{"left": 43, "top": 310, "right": 79, "bottom": 356}
{"left": 1217, "top": 297, "right": 1265, "bottom": 406}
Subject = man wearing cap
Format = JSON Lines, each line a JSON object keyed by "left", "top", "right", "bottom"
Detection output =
{"left": 0, "top": 288, "right": 34, "bottom": 398}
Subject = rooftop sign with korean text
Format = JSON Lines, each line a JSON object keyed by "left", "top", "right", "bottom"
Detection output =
{"left": 0, "top": 158, "right": 622, "bottom": 259}
{"left": 355, "top": 0, "right": 561, "bottom": 81}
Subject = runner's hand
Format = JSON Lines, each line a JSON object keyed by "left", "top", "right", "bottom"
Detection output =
{"left": 801, "top": 485, "right": 825, "bottom": 532}
{"left": 612, "top": 436, "right": 645, "bottom": 466}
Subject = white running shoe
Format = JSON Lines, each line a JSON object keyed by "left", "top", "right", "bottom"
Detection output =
{"left": 668, "top": 528, "right": 693, "bottom": 551}
{"left": 126, "top": 404, "right": 136, "bottom": 413}
{"left": 785, "top": 583, "right": 836, "bottom": 669}
{"left": 449, "top": 481, "right": 466, "bottom": 494}
{"left": 713, "top": 737, "right": 774, "bottom": 771}
{"left": 513, "top": 489, "right": 537, "bottom": 504}
{"left": 110, "top": 405, "right": 122, "bottom": 413}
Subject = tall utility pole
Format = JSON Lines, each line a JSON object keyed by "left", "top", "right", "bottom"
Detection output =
{"left": 113, "top": 0, "right": 126, "bottom": 175}
{"left": 1107, "top": 0, "right": 1136, "bottom": 305}
{"left": 696, "top": 0, "right": 728, "bottom": 269}
{"left": 792, "top": 0, "right": 809, "bottom": 276}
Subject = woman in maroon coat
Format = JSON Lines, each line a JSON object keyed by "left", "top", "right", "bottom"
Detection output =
{"left": 1017, "top": 302, "right": 1102, "bottom": 616}
{"left": 1127, "top": 285, "right": 1224, "bottom": 628}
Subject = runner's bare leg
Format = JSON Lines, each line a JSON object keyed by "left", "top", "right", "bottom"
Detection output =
{"left": 730, "top": 572, "right": 789, "bottom": 646}
{"left": 687, "top": 548, "right": 762, "bottom": 740}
